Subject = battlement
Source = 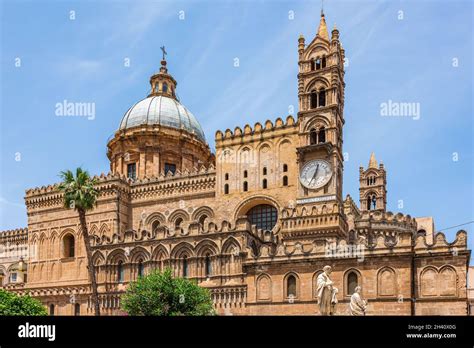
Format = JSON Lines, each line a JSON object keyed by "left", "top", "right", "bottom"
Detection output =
{"left": 0, "top": 228, "right": 28, "bottom": 243}
{"left": 215, "top": 115, "right": 297, "bottom": 146}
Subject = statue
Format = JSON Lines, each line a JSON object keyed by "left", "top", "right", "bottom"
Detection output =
{"left": 349, "top": 286, "right": 367, "bottom": 316}
{"left": 316, "top": 265, "right": 338, "bottom": 315}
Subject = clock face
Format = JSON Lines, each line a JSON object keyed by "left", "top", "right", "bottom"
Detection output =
{"left": 299, "top": 159, "right": 333, "bottom": 189}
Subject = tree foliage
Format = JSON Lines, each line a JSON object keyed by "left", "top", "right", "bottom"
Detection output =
{"left": 58, "top": 167, "right": 98, "bottom": 211}
{"left": 121, "top": 269, "right": 215, "bottom": 316}
{"left": 0, "top": 289, "right": 47, "bottom": 316}
{"left": 58, "top": 167, "right": 101, "bottom": 316}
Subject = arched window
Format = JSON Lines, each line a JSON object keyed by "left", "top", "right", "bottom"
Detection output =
{"left": 224, "top": 184, "right": 229, "bottom": 194}
{"left": 117, "top": 261, "right": 124, "bottom": 283}
{"left": 175, "top": 218, "right": 183, "bottom": 229}
{"left": 283, "top": 164, "right": 288, "bottom": 172}
{"left": 182, "top": 256, "right": 188, "bottom": 278}
{"left": 310, "top": 91, "right": 318, "bottom": 109}
{"left": 138, "top": 259, "right": 144, "bottom": 278}
{"left": 199, "top": 214, "right": 208, "bottom": 226}
{"left": 367, "top": 195, "right": 377, "bottom": 210}
{"left": 283, "top": 176, "right": 288, "bottom": 186}
{"left": 310, "top": 58, "right": 315, "bottom": 71}
{"left": 318, "top": 89, "right": 326, "bottom": 107}
{"left": 322, "top": 56, "right": 326, "bottom": 68}
{"left": 74, "top": 303, "right": 80, "bottom": 316}
{"left": 262, "top": 179, "right": 267, "bottom": 189}
{"left": 243, "top": 181, "right": 248, "bottom": 192}
{"left": 287, "top": 275, "right": 297, "bottom": 297}
{"left": 152, "top": 220, "right": 161, "bottom": 231}
{"left": 152, "top": 220, "right": 160, "bottom": 232}
{"left": 366, "top": 178, "right": 369, "bottom": 186}
{"left": 247, "top": 204, "right": 277, "bottom": 231}
{"left": 243, "top": 170, "right": 248, "bottom": 178}
{"left": 417, "top": 229, "right": 427, "bottom": 236}
{"left": 318, "top": 127, "right": 326, "bottom": 143}
{"left": 205, "top": 254, "right": 212, "bottom": 277}
{"left": 225, "top": 173, "right": 229, "bottom": 180}
{"left": 263, "top": 167, "right": 267, "bottom": 175}
{"left": 162, "top": 83, "right": 168, "bottom": 93}
{"left": 347, "top": 271, "right": 359, "bottom": 295}
{"left": 310, "top": 128, "right": 318, "bottom": 145}
{"left": 63, "top": 234, "right": 75, "bottom": 258}
{"left": 49, "top": 304, "right": 55, "bottom": 316}
{"left": 316, "top": 58, "right": 321, "bottom": 70}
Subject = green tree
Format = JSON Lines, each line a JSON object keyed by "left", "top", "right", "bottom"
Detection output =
{"left": 58, "top": 167, "right": 100, "bottom": 316}
{"left": 0, "top": 289, "right": 47, "bottom": 316}
{"left": 121, "top": 269, "right": 215, "bottom": 316}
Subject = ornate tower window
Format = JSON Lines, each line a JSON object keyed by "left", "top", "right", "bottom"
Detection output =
{"left": 318, "top": 88, "right": 326, "bottom": 107}
{"left": 127, "top": 163, "right": 136, "bottom": 180}
{"left": 243, "top": 170, "right": 248, "bottom": 178}
{"left": 243, "top": 181, "right": 248, "bottom": 192}
{"left": 283, "top": 164, "right": 288, "bottom": 172}
{"left": 283, "top": 175, "right": 288, "bottom": 186}
{"left": 164, "top": 163, "right": 176, "bottom": 175}
{"left": 224, "top": 184, "right": 229, "bottom": 194}
{"left": 367, "top": 195, "right": 377, "bottom": 210}
{"left": 162, "top": 82, "right": 168, "bottom": 93}
{"left": 316, "top": 58, "right": 321, "bottom": 70}
{"left": 310, "top": 128, "right": 318, "bottom": 144}
{"left": 262, "top": 179, "right": 268, "bottom": 189}
{"left": 263, "top": 167, "right": 267, "bottom": 175}
{"left": 318, "top": 126, "right": 326, "bottom": 143}
{"left": 310, "top": 91, "right": 318, "bottom": 109}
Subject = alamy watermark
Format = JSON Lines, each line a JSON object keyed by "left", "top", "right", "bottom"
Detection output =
{"left": 380, "top": 99, "right": 420, "bottom": 120}
{"left": 325, "top": 242, "right": 365, "bottom": 262}
{"left": 55, "top": 100, "right": 96, "bottom": 120}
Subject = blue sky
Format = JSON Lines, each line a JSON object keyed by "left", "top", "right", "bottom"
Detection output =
{"left": 0, "top": 0, "right": 472, "bottom": 256}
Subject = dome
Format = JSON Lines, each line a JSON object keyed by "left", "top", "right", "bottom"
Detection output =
{"left": 119, "top": 95, "right": 206, "bottom": 142}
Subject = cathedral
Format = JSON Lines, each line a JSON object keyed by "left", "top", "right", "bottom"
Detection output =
{"left": 0, "top": 11, "right": 470, "bottom": 316}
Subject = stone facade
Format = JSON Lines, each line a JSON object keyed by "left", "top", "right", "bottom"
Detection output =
{"left": 1, "top": 12, "right": 470, "bottom": 316}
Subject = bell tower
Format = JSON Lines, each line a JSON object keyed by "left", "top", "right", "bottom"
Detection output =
{"left": 296, "top": 10, "right": 346, "bottom": 205}
{"left": 359, "top": 153, "right": 387, "bottom": 212}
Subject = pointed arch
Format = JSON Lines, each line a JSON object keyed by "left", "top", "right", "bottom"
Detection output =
{"left": 344, "top": 268, "right": 362, "bottom": 296}
{"left": 151, "top": 244, "right": 169, "bottom": 261}
{"left": 221, "top": 237, "right": 241, "bottom": 255}
{"left": 256, "top": 273, "right": 272, "bottom": 301}
{"left": 195, "top": 239, "right": 219, "bottom": 257}
{"left": 129, "top": 246, "right": 151, "bottom": 262}
{"left": 377, "top": 266, "right": 397, "bottom": 296}
{"left": 106, "top": 249, "right": 128, "bottom": 264}
{"left": 170, "top": 242, "right": 194, "bottom": 259}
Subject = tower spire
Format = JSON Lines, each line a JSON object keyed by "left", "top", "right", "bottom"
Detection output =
{"left": 368, "top": 152, "right": 378, "bottom": 168}
{"left": 317, "top": 6, "right": 329, "bottom": 41}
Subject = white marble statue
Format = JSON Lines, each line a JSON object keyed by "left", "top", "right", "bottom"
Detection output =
{"left": 316, "top": 265, "right": 338, "bottom": 315}
{"left": 349, "top": 286, "right": 367, "bottom": 316}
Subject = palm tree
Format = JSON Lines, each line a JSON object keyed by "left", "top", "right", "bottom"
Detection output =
{"left": 58, "top": 167, "right": 100, "bottom": 316}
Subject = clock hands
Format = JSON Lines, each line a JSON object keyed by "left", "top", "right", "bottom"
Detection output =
{"left": 309, "top": 164, "right": 319, "bottom": 186}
